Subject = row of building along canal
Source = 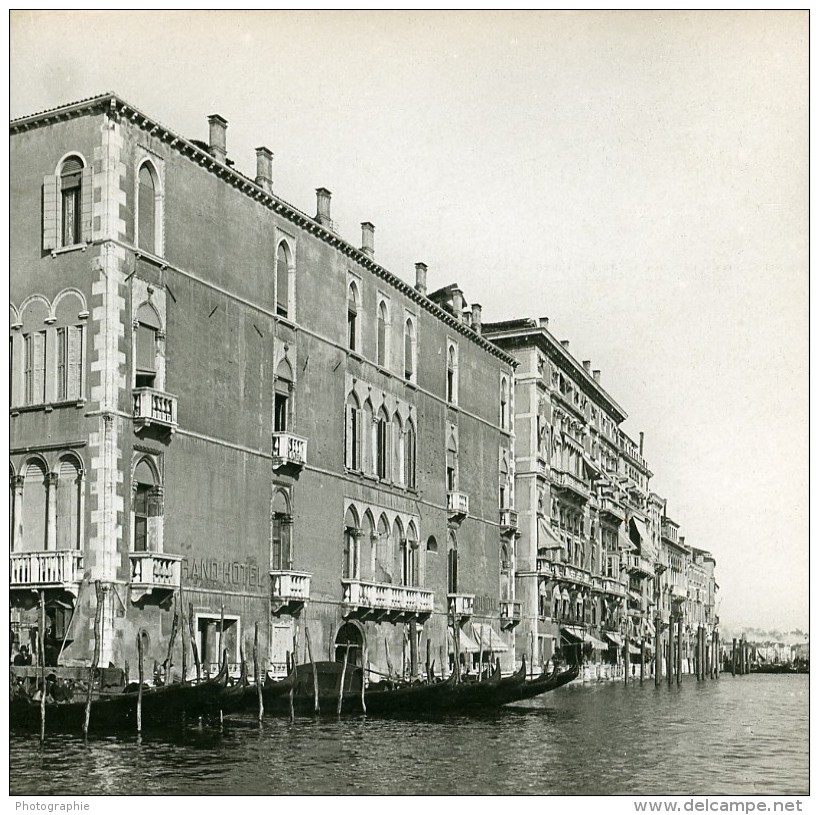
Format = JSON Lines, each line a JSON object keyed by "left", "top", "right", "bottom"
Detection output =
{"left": 13, "top": 92, "right": 725, "bottom": 733}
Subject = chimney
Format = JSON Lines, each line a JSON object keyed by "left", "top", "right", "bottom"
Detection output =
{"left": 255, "top": 146, "right": 273, "bottom": 193}
{"left": 583, "top": 360, "right": 591, "bottom": 373}
{"left": 315, "top": 188, "right": 333, "bottom": 228}
{"left": 207, "top": 114, "right": 228, "bottom": 163}
{"left": 592, "top": 369, "right": 601, "bottom": 383}
{"left": 451, "top": 288, "right": 464, "bottom": 321}
{"left": 560, "top": 340, "right": 570, "bottom": 351}
{"left": 360, "top": 222, "right": 375, "bottom": 258}
{"left": 538, "top": 317, "right": 549, "bottom": 329}
{"left": 639, "top": 431, "right": 644, "bottom": 455}
{"left": 415, "top": 263, "right": 428, "bottom": 295}
{"left": 471, "top": 303, "right": 482, "bottom": 335}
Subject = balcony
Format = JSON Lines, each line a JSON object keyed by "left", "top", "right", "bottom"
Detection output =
{"left": 551, "top": 468, "right": 590, "bottom": 501}
{"left": 129, "top": 551, "right": 183, "bottom": 602}
{"left": 601, "top": 577, "right": 627, "bottom": 598}
{"left": 626, "top": 554, "right": 655, "bottom": 579}
{"left": 448, "top": 593, "right": 475, "bottom": 621}
{"left": 342, "top": 578, "right": 433, "bottom": 622}
{"left": 133, "top": 387, "right": 178, "bottom": 434}
{"left": 499, "top": 508, "right": 519, "bottom": 534}
{"left": 447, "top": 491, "right": 469, "bottom": 521}
{"left": 536, "top": 559, "right": 592, "bottom": 588}
{"left": 271, "top": 432, "right": 307, "bottom": 470}
{"left": 500, "top": 600, "right": 522, "bottom": 629}
{"left": 535, "top": 455, "right": 549, "bottom": 479}
{"left": 598, "top": 496, "right": 625, "bottom": 523}
{"left": 270, "top": 570, "right": 311, "bottom": 615}
{"left": 10, "top": 550, "right": 84, "bottom": 597}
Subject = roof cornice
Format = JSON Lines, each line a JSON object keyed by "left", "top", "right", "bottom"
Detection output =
{"left": 483, "top": 324, "right": 627, "bottom": 422}
{"left": 11, "top": 92, "right": 516, "bottom": 368}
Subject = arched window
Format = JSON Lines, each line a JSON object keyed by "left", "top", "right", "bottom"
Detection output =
{"left": 447, "top": 532, "right": 458, "bottom": 594}
{"left": 21, "top": 460, "right": 47, "bottom": 551}
{"left": 347, "top": 282, "right": 359, "bottom": 352}
{"left": 404, "top": 420, "right": 417, "bottom": 490}
{"left": 446, "top": 344, "right": 458, "bottom": 404}
{"left": 137, "top": 163, "right": 157, "bottom": 254}
{"left": 343, "top": 506, "right": 359, "bottom": 580}
{"left": 362, "top": 511, "right": 376, "bottom": 581}
{"left": 552, "top": 591, "right": 561, "bottom": 620}
{"left": 21, "top": 298, "right": 48, "bottom": 406}
{"left": 133, "top": 459, "right": 157, "bottom": 552}
{"left": 276, "top": 242, "right": 291, "bottom": 318}
{"left": 363, "top": 400, "right": 374, "bottom": 474}
{"left": 392, "top": 413, "right": 403, "bottom": 485}
{"left": 60, "top": 156, "right": 83, "bottom": 247}
{"left": 500, "top": 377, "right": 509, "bottom": 429}
{"left": 56, "top": 457, "right": 81, "bottom": 550}
{"left": 377, "top": 300, "right": 388, "bottom": 367}
{"left": 392, "top": 518, "right": 405, "bottom": 586}
{"left": 405, "top": 522, "right": 419, "bottom": 587}
{"left": 446, "top": 431, "right": 458, "bottom": 492}
{"left": 375, "top": 408, "right": 390, "bottom": 480}
{"left": 135, "top": 303, "right": 161, "bottom": 389}
{"left": 271, "top": 489, "right": 292, "bottom": 571}
{"left": 404, "top": 318, "right": 416, "bottom": 381}
{"left": 344, "top": 392, "right": 362, "bottom": 470}
{"left": 426, "top": 535, "right": 438, "bottom": 554}
{"left": 376, "top": 514, "right": 391, "bottom": 582}
{"left": 274, "top": 358, "right": 293, "bottom": 432}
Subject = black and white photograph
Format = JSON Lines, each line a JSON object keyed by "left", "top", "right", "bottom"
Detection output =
{"left": 8, "top": 10, "right": 808, "bottom": 802}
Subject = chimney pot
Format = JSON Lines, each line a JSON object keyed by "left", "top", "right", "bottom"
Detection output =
{"left": 538, "top": 316, "right": 549, "bottom": 328}
{"left": 415, "top": 263, "right": 428, "bottom": 296}
{"left": 592, "top": 369, "right": 601, "bottom": 383}
{"left": 583, "top": 360, "right": 591, "bottom": 372}
{"left": 560, "top": 340, "right": 570, "bottom": 350}
{"left": 360, "top": 222, "right": 375, "bottom": 258}
{"left": 315, "top": 187, "right": 333, "bottom": 228}
{"left": 639, "top": 431, "right": 645, "bottom": 455}
{"left": 452, "top": 288, "right": 464, "bottom": 321}
{"left": 471, "top": 303, "right": 482, "bottom": 335}
{"left": 207, "top": 114, "right": 228, "bottom": 163}
{"left": 255, "top": 146, "right": 273, "bottom": 193}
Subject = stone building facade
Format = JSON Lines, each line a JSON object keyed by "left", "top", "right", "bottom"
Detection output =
{"left": 10, "top": 93, "right": 516, "bottom": 679}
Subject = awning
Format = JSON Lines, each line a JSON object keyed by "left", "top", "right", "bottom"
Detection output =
{"left": 605, "top": 632, "right": 624, "bottom": 647}
{"left": 628, "top": 643, "right": 642, "bottom": 655}
{"left": 470, "top": 623, "right": 509, "bottom": 653}
{"left": 538, "top": 519, "right": 563, "bottom": 550}
{"left": 561, "top": 626, "right": 584, "bottom": 644}
{"left": 585, "top": 633, "right": 609, "bottom": 650}
{"left": 645, "top": 620, "right": 655, "bottom": 636}
{"left": 448, "top": 628, "right": 482, "bottom": 654}
{"left": 619, "top": 527, "right": 636, "bottom": 552}
{"left": 631, "top": 516, "right": 650, "bottom": 543}
{"left": 582, "top": 453, "right": 600, "bottom": 479}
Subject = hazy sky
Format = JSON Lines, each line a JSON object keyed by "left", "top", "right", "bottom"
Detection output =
{"left": 10, "top": 11, "right": 808, "bottom": 632}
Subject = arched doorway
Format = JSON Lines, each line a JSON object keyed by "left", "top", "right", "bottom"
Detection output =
{"left": 334, "top": 622, "right": 364, "bottom": 667}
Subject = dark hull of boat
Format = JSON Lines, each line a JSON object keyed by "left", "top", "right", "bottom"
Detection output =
{"left": 10, "top": 676, "right": 228, "bottom": 732}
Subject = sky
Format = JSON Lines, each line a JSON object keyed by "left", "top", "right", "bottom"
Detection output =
{"left": 9, "top": 11, "right": 809, "bottom": 632}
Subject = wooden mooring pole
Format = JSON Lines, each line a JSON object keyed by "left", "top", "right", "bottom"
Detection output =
{"left": 188, "top": 603, "right": 201, "bottom": 682}
{"left": 623, "top": 638, "right": 629, "bottom": 686}
{"left": 731, "top": 638, "right": 737, "bottom": 676}
{"left": 676, "top": 618, "right": 683, "bottom": 685}
{"left": 337, "top": 644, "right": 350, "bottom": 716}
{"left": 39, "top": 590, "right": 46, "bottom": 740}
{"left": 136, "top": 630, "right": 144, "bottom": 733}
{"left": 84, "top": 581, "right": 103, "bottom": 737}
{"left": 654, "top": 617, "right": 662, "bottom": 687}
{"left": 667, "top": 618, "right": 674, "bottom": 686}
{"left": 305, "top": 624, "right": 319, "bottom": 714}
{"left": 254, "top": 622, "right": 264, "bottom": 721}
{"left": 360, "top": 641, "right": 367, "bottom": 715}
{"left": 409, "top": 619, "right": 418, "bottom": 681}
{"left": 640, "top": 639, "right": 645, "bottom": 684}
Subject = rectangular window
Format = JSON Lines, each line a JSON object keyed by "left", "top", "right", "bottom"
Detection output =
{"left": 134, "top": 484, "right": 151, "bottom": 552}
{"left": 24, "top": 332, "right": 46, "bottom": 405}
{"left": 62, "top": 187, "right": 80, "bottom": 247}
{"left": 271, "top": 515, "right": 292, "bottom": 571}
{"left": 274, "top": 392, "right": 289, "bottom": 432}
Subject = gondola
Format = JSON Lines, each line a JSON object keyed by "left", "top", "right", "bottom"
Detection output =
{"left": 10, "top": 661, "right": 229, "bottom": 732}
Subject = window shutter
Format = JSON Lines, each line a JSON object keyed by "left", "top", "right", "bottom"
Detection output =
{"left": 355, "top": 409, "right": 363, "bottom": 471}
{"left": 67, "top": 326, "right": 82, "bottom": 401}
{"left": 345, "top": 405, "right": 353, "bottom": 469}
{"left": 57, "top": 328, "right": 67, "bottom": 400}
{"left": 42, "top": 175, "right": 59, "bottom": 250}
{"left": 81, "top": 166, "right": 93, "bottom": 241}
{"left": 33, "top": 332, "right": 46, "bottom": 404}
{"left": 136, "top": 325, "right": 156, "bottom": 373}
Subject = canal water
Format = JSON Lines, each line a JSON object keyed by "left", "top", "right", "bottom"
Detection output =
{"left": 10, "top": 674, "right": 808, "bottom": 796}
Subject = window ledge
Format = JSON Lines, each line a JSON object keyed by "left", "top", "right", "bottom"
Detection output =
{"left": 347, "top": 350, "right": 364, "bottom": 363}
{"left": 374, "top": 363, "right": 393, "bottom": 379}
{"left": 10, "top": 399, "right": 85, "bottom": 415}
{"left": 404, "top": 378, "right": 418, "bottom": 390}
{"left": 134, "top": 249, "right": 168, "bottom": 269}
{"left": 276, "top": 315, "right": 298, "bottom": 331}
{"left": 51, "top": 242, "right": 90, "bottom": 257}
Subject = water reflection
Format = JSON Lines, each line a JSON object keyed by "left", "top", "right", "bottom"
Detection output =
{"left": 11, "top": 675, "right": 807, "bottom": 795}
